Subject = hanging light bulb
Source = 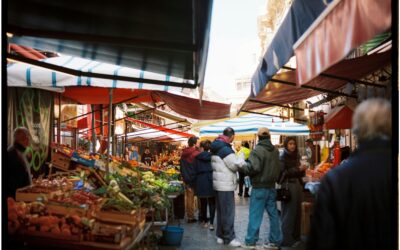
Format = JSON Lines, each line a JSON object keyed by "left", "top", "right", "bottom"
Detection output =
{"left": 304, "top": 107, "right": 309, "bottom": 117}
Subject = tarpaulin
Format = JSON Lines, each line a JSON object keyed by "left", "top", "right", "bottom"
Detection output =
{"left": 294, "top": 0, "right": 392, "bottom": 85}
{"left": 62, "top": 87, "right": 231, "bottom": 120}
{"left": 125, "top": 117, "right": 193, "bottom": 138}
{"left": 250, "top": 0, "right": 329, "bottom": 97}
{"left": 241, "top": 50, "right": 391, "bottom": 111}
{"left": 323, "top": 105, "right": 353, "bottom": 129}
{"left": 8, "top": 0, "right": 213, "bottom": 93}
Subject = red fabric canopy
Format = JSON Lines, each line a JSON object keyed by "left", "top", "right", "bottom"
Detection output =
{"left": 62, "top": 87, "right": 231, "bottom": 120}
{"left": 241, "top": 50, "right": 391, "bottom": 111}
{"left": 125, "top": 117, "right": 194, "bottom": 138}
{"left": 294, "top": 0, "right": 391, "bottom": 85}
{"left": 324, "top": 105, "right": 353, "bottom": 129}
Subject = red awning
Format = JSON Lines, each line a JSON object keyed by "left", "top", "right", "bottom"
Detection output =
{"left": 293, "top": 0, "right": 391, "bottom": 85}
{"left": 241, "top": 50, "right": 391, "bottom": 111}
{"left": 125, "top": 117, "right": 194, "bottom": 138}
{"left": 62, "top": 87, "right": 231, "bottom": 120}
{"left": 324, "top": 105, "right": 353, "bottom": 129}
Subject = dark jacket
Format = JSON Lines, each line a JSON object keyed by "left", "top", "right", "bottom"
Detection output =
{"left": 279, "top": 149, "right": 305, "bottom": 183}
{"left": 180, "top": 146, "right": 200, "bottom": 187}
{"left": 307, "top": 138, "right": 393, "bottom": 250}
{"left": 241, "top": 139, "right": 280, "bottom": 188}
{"left": 7, "top": 143, "right": 32, "bottom": 199}
{"left": 193, "top": 151, "right": 215, "bottom": 197}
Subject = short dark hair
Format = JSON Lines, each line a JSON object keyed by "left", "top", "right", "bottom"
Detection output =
{"left": 242, "top": 142, "right": 250, "bottom": 148}
{"left": 223, "top": 127, "right": 235, "bottom": 137}
{"left": 188, "top": 136, "right": 198, "bottom": 147}
{"left": 258, "top": 135, "right": 270, "bottom": 141}
{"left": 200, "top": 140, "right": 211, "bottom": 151}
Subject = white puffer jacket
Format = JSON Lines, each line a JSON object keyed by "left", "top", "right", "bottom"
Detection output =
{"left": 211, "top": 153, "right": 246, "bottom": 191}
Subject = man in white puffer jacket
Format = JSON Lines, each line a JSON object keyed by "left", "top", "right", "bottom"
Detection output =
{"left": 210, "top": 127, "right": 247, "bottom": 247}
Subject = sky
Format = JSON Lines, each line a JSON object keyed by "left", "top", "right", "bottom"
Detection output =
{"left": 204, "top": 0, "right": 267, "bottom": 95}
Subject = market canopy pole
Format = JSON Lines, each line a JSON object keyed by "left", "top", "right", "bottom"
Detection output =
{"left": 106, "top": 88, "right": 113, "bottom": 174}
{"left": 91, "top": 104, "right": 96, "bottom": 153}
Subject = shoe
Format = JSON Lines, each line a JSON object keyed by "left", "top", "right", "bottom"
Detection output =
{"left": 228, "top": 239, "right": 241, "bottom": 247}
{"left": 291, "top": 240, "right": 302, "bottom": 248}
{"left": 241, "top": 243, "right": 256, "bottom": 249}
{"left": 209, "top": 224, "right": 214, "bottom": 231}
{"left": 263, "top": 243, "right": 279, "bottom": 249}
{"left": 203, "top": 222, "right": 209, "bottom": 228}
{"left": 244, "top": 193, "right": 250, "bottom": 197}
{"left": 187, "top": 218, "right": 197, "bottom": 223}
{"left": 216, "top": 237, "right": 224, "bottom": 244}
{"left": 238, "top": 193, "right": 243, "bottom": 197}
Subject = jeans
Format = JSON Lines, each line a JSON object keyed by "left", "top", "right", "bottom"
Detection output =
{"left": 245, "top": 188, "right": 282, "bottom": 245}
{"left": 238, "top": 172, "right": 250, "bottom": 195}
{"left": 216, "top": 191, "right": 236, "bottom": 244}
{"left": 199, "top": 197, "right": 216, "bottom": 224}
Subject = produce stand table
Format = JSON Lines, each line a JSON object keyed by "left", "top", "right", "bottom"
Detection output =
{"left": 18, "top": 222, "right": 153, "bottom": 250}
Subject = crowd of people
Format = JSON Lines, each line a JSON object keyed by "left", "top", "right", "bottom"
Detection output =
{"left": 177, "top": 98, "right": 393, "bottom": 249}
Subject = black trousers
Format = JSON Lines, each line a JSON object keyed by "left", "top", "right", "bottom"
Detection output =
{"left": 238, "top": 172, "right": 249, "bottom": 195}
{"left": 199, "top": 197, "right": 216, "bottom": 224}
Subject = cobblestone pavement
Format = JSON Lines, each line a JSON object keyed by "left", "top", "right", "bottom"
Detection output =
{"left": 157, "top": 191, "right": 306, "bottom": 250}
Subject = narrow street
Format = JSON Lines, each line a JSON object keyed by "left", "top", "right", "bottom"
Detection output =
{"left": 159, "top": 192, "right": 306, "bottom": 250}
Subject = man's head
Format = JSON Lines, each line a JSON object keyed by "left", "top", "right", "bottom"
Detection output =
{"left": 188, "top": 136, "right": 198, "bottom": 147}
{"left": 145, "top": 147, "right": 150, "bottom": 154}
{"left": 352, "top": 98, "right": 391, "bottom": 141}
{"left": 242, "top": 142, "right": 250, "bottom": 149}
{"left": 131, "top": 145, "right": 137, "bottom": 151}
{"left": 305, "top": 138, "right": 313, "bottom": 147}
{"left": 200, "top": 140, "right": 211, "bottom": 152}
{"left": 223, "top": 127, "right": 235, "bottom": 143}
{"left": 257, "top": 127, "right": 270, "bottom": 141}
{"left": 13, "top": 127, "right": 30, "bottom": 148}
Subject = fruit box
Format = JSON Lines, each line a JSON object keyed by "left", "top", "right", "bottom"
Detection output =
{"left": 46, "top": 203, "right": 89, "bottom": 217}
{"left": 16, "top": 187, "right": 61, "bottom": 202}
{"left": 23, "top": 229, "right": 83, "bottom": 241}
{"left": 51, "top": 152, "right": 72, "bottom": 171}
{"left": 94, "top": 209, "right": 138, "bottom": 226}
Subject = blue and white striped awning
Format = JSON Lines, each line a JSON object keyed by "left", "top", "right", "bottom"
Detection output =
{"left": 200, "top": 113, "right": 309, "bottom": 136}
{"left": 7, "top": 55, "right": 192, "bottom": 92}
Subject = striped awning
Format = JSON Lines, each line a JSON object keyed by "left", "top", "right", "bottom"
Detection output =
{"left": 199, "top": 114, "right": 309, "bottom": 137}
{"left": 7, "top": 55, "right": 192, "bottom": 92}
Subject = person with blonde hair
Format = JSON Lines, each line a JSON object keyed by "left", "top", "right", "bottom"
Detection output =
{"left": 307, "top": 98, "right": 393, "bottom": 250}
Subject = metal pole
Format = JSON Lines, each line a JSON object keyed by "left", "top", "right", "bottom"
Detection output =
{"left": 100, "top": 104, "right": 104, "bottom": 136}
{"left": 106, "top": 88, "right": 113, "bottom": 174}
{"left": 91, "top": 104, "right": 96, "bottom": 153}
{"left": 57, "top": 94, "right": 61, "bottom": 144}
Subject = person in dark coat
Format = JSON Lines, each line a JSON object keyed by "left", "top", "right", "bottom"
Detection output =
{"left": 307, "top": 98, "right": 393, "bottom": 250}
{"left": 280, "top": 137, "right": 307, "bottom": 247}
{"left": 7, "top": 127, "right": 32, "bottom": 199}
{"left": 193, "top": 140, "right": 216, "bottom": 230}
{"left": 180, "top": 136, "right": 200, "bottom": 223}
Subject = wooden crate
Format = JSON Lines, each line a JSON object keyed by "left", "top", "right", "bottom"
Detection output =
{"left": 47, "top": 203, "right": 89, "bottom": 217}
{"left": 16, "top": 187, "right": 61, "bottom": 202}
{"left": 23, "top": 229, "right": 83, "bottom": 242}
{"left": 94, "top": 209, "right": 138, "bottom": 226}
{"left": 51, "top": 152, "right": 71, "bottom": 170}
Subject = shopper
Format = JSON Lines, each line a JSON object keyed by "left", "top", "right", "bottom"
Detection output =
{"left": 237, "top": 142, "right": 251, "bottom": 197}
{"left": 305, "top": 138, "right": 320, "bottom": 168}
{"left": 307, "top": 98, "right": 393, "bottom": 250}
{"left": 124, "top": 146, "right": 131, "bottom": 161}
{"left": 180, "top": 136, "right": 200, "bottom": 223}
{"left": 239, "top": 128, "right": 282, "bottom": 249}
{"left": 129, "top": 145, "right": 139, "bottom": 161}
{"left": 211, "top": 127, "right": 246, "bottom": 247}
{"left": 141, "top": 147, "right": 153, "bottom": 165}
{"left": 7, "top": 127, "right": 32, "bottom": 199}
{"left": 193, "top": 140, "right": 216, "bottom": 231}
{"left": 280, "top": 137, "right": 307, "bottom": 247}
